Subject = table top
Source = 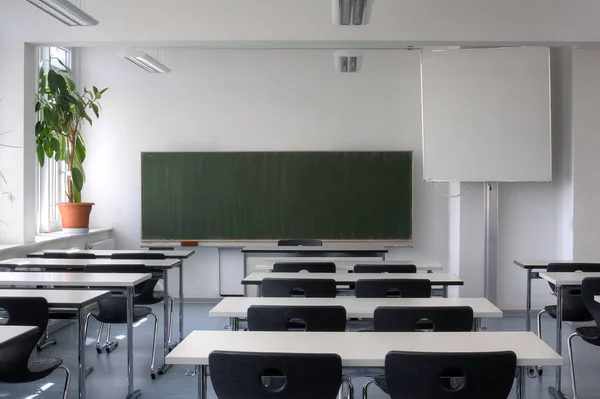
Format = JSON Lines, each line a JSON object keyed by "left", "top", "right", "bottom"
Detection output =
{"left": 242, "top": 245, "right": 388, "bottom": 254}
{"left": 210, "top": 297, "right": 503, "bottom": 318}
{"left": 0, "top": 289, "right": 110, "bottom": 308}
{"left": 255, "top": 260, "right": 444, "bottom": 272}
{"left": 242, "top": 272, "right": 464, "bottom": 286}
{"left": 596, "top": 296, "right": 600, "bottom": 303}
{"left": 0, "top": 326, "right": 39, "bottom": 350}
{"left": 0, "top": 272, "right": 151, "bottom": 287}
{"left": 28, "top": 249, "right": 195, "bottom": 259}
{"left": 166, "top": 331, "right": 561, "bottom": 367}
{"left": 514, "top": 260, "right": 600, "bottom": 269}
{"left": 0, "top": 258, "right": 181, "bottom": 270}
{"left": 539, "top": 272, "right": 600, "bottom": 286}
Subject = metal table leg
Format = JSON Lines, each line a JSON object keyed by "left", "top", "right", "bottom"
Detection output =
{"left": 157, "top": 270, "right": 171, "bottom": 376}
{"left": 230, "top": 317, "right": 239, "bottom": 331}
{"left": 198, "top": 365, "right": 207, "bottom": 399}
{"left": 517, "top": 366, "right": 527, "bottom": 399}
{"left": 473, "top": 318, "right": 482, "bottom": 332}
{"left": 78, "top": 308, "right": 87, "bottom": 399}
{"left": 126, "top": 286, "right": 141, "bottom": 399}
{"left": 548, "top": 284, "right": 569, "bottom": 399}
{"left": 442, "top": 286, "right": 448, "bottom": 298}
{"left": 526, "top": 269, "right": 532, "bottom": 331}
{"left": 179, "top": 261, "right": 184, "bottom": 343}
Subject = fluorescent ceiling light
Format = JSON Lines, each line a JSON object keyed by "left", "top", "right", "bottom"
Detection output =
{"left": 117, "top": 51, "right": 171, "bottom": 74}
{"left": 334, "top": 50, "right": 364, "bottom": 73}
{"left": 332, "top": 0, "right": 373, "bottom": 25}
{"left": 26, "top": 0, "right": 99, "bottom": 26}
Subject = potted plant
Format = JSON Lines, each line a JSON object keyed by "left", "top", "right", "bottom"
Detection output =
{"left": 34, "top": 59, "right": 107, "bottom": 233}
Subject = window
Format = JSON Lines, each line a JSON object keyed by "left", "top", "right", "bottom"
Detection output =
{"left": 37, "top": 47, "right": 72, "bottom": 233}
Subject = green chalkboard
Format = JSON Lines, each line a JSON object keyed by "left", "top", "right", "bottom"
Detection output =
{"left": 141, "top": 152, "right": 412, "bottom": 241}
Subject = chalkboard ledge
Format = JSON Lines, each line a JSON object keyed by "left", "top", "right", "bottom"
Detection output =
{"left": 141, "top": 240, "right": 414, "bottom": 248}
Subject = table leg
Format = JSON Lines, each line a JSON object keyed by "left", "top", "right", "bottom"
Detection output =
{"left": 526, "top": 269, "right": 532, "bottom": 331}
{"left": 157, "top": 270, "right": 171, "bottom": 376}
{"left": 548, "top": 284, "right": 568, "bottom": 399}
{"left": 473, "top": 318, "right": 482, "bottom": 332}
{"left": 126, "top": 286, "right": 141, "bottom": 399}
{"left": 198, "top": 365, "right": 207, "bottom": 399}
{"left": 230, "top": 317, "right": 239, "bottom": 331}
{"left": 442, "top": 286, "right": 448, "bottom": 298}
{"left": 516, "top": 366, "right": 527, "bottom": 399}
{"left": 179, "top": 261, "right": 184, "bottom": 343}
{"left": 78, "top": 308, "right": 87, "bottom": 399}
{"left": 257, "top": 284, "right": 262, "bottom": 297}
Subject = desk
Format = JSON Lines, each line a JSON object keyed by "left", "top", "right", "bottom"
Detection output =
{"left": 0, "top": 325, "right": 39, "bottom": 350}
{"left": 210, "top": 297, "right": 502, "bottom": 331}
{"left": 0, "top": 290, "right": 110, "bottom": 399}
{"left": 0, "top": 272, "right": 151, "bottom": 399}
{"left": 1, "top": 257, "right": 183, "bottom": 376}
{"left": 242, "top": 272, "right": 463, "bottom": 297}
{"left": 255, "top": 259, "right": 444, "bottom": 273}
{"left": 538, "top": 272, "right": 600, "bottom": 399}
{"left": 166, "top": 330, "right": 562, "bottom": 399}
{"left": 514, "top": 260, "right": 600, "bottom": 332}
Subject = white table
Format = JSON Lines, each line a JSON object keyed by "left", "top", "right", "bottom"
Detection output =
{"left": 539, "top": 272, "right": 600, "bottom": 399}
{"left": 255, "top": 259, "right": 444, "bottom": 273}
{"left": 0, "top": 272, "right": 151, "bottom": 399}
{"left": 0, "top": 325, "right": 39, "bottom": 350}
{"left": 0, "top": 289, "right": 110, "bottom": 399}
{"left": 242, "top": 272, "right": 463, "bottom": 297}
{"left": 513, "top": 260, "right": 600, "bottom": 332}
{"left": 595, "top": 295, "right": 600, "bottom": 303}
{"left": 1, "top": 256, "right": 183, "bottom": 376}
{"left": 210, "top": 297, "right": 502, "bottom": 331}
{"left": 166, "top": 330, "right": 562, "bottom": 399}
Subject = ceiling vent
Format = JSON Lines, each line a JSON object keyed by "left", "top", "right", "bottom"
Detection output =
{"left": 334, "top": 50, "right": 364, "bottom": 73}
{"left": 332, "top": 0, "right": 373, "bottom": 25}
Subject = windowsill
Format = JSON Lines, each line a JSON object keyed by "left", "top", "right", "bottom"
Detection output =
{"left": 0, "top": 228, "right": 113, "bottom": 254}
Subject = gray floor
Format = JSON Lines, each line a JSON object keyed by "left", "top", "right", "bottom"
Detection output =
{"left": 0, "top": 303, "right": 597, "bottom": 399}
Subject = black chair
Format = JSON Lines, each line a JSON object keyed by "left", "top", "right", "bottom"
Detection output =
{"left": 568, "top": 277, "right": 600, "bottom": 399}
{"left": 83, "top": 264, "right": 159, "bottom": 379}
{"left": 209, "top": 351, "right": 341, "bottom": 399}
{"left": 353, "top": 264, "right": 417, "bottom": 274}
{"left": 248, "top": 306, "right": 347, "bottom": 332}
{"left": 277, "top": 239, "right": 323, "bottom": 247}
{"left": 374, "top": 306, "right": 474, "bottom": 332}
{"left": 355, "top": 279, "right": 431, "bottom": 298}
{"left": 0, "top": 297, "right": 70, "bottom": 399}
{"left": 261, "top": 278, "right": 337, "bottom": 298}
{"left": 111, "top": 252, "right": 174, "bottom": 346}
{"left": 273, "top": 262, "right": 336, "bottom": 273}
{"left": 363, "top": 306, "right": 474, "bottom": 397}
{"left": 42, "top": 251, "right": 96, "bottom": 259}
{"left": 383, "top": 351, "right": 517, "bottom": 399}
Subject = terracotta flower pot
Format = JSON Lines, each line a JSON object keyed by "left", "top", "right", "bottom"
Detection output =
{"left": 57, "top": 202, "right": 95, "bottom": 234}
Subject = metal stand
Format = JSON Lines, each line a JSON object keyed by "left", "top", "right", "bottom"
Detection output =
{"left": 126, "top": 286, "right": 141, "bottom": 399}
{"left": 548, "top": 284, "right": 570, "bottom": 399}
{"left": 484, "top": 182, "right": 498, "bottom": 303}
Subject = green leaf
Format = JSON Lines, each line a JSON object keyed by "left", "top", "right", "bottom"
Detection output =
{"left": 47, "top": 69, "right": 59, "bottom": 93}
{"left": 99, "top": 88, "right": 109, "bottom": 95}
{"left": 38, "top": 65, "right": 45, "bottom": 79}
{"left": 82, "top": 111, "right": 92, "bottom": 126}
{"left": 75, "top": 135, "right": 86, "bottom": 163}
{"left": 72, "top": 186, "right": 81, "bottom": 203}
{"left": 39, "top": 75, "right": 46, "bottom": 93}
{"left": 35, "top": 102, "right": 41, "bottom": 112}
{"left": 56, "top": 73, "right": 68, "bottom": 94}
{"left": 65, "top": 77, "right": 76, "bottom": 91}
{"left": 51, "top": 137, "right": 61, "bottom": 152}
{"left": 56, "top": 58, "right": 71, "bottom": 73}
{"left": 91, "top": 103, "right": 99, "bottom": 118}
{"left": 71, "top": 167, "right": 84, "bottom": 193}
{"left": 35, "top": 121, "right": 43, "bottom": 136}
{"left": 36, "top": 145, "right": 45, "bottom": 167}
{"left": 93, "top": 86, "right": 98, "bottom": 95}
{"left": 44, "top": 140, "right": 53, "bottom": 158}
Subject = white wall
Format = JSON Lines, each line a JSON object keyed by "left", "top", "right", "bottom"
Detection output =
{"left": 79, "top": 48, "right": 447, "bottom": 298}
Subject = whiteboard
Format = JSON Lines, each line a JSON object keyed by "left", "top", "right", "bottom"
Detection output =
{"left": 421, "top": 47, "right": 552, "bottom": 182}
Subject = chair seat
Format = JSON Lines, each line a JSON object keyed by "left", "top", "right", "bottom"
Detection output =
{"left": 136, "top": 292, "right": 165, "bottom": 306}
{"left": 90, "top": 306, "right": 153, "bottom": 324}
{"left": 544, "top": 305, "right": 557, "bottom": 318}
{"left": 374, "top": 377, "right": 389, "bottom": 394}
{"left": 544, "top": 305, "right": 594, "bottom": 322}
{"left": 29, "top": 357, "right": 63, "bottom": 375}
{"left": 576, "top": 326, "right": 600, "bottom": 345}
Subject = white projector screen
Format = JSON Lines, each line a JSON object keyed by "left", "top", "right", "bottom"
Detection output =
{"left": 421, "top": 47, "right": 552, "bottom": 182}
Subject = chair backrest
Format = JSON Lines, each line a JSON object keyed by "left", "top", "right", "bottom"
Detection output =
{"left": 0, "top": 297, "right": 48, "bottom": 378}
{"left": 261, "top": 278, "right": 337, "bottom": 298}
{"left": 248, "top": 306, "right": 347, "bottom": 332}
{"left": 42, "top": 251, "right": 96, "bottom": 259}
{"left": 384, "top": 351, "right": 517, "bottom": 399}
{"left": 374, "top": 306, "right": 474, "bottom": 332}
{"left": 547, "top": 263, "right": 599, "bottom": 321}
{"left": 111, "top": 252, "right": 166, "bottom": 260}
{"left": 353, "top": 264, "right": 417, "bottom": 274}
{"left": 581, "top": 277, "right": 600, "bottom": 344}
{"left": 209, "top": 351, "right": 342, "bottom": 399}
{"left": 273, "top": 262, "right": 336, "bottom": 273}
{"left": 355, "top": 279, "right": 431, "bottom": 298}
{"left": 277, "top": 239, "right": 323, "bottom": 247}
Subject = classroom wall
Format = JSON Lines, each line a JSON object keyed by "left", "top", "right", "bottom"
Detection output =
{"left": 78, "top": 47, "right": 449, "bottom": 299}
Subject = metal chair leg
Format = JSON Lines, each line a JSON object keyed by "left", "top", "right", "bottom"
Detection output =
{"left": 536, "top": 309, "right": 547, "bottom": 376}
{"left": 149, "top": 312, "right": 159, "bottom": 379}
{"left": 91, "top": 318, "right": 107, "bottom": 354}
{"left": 341, "top": 376, "right": 354, "bottom": 399}
{"left": 362, "top": 377, "right": 375, "bottom": 399}
{"left": 37, "top": 326, "right": 57, "bottom": 351}
{"left": 58, "top": 364, "right": 71, "bottom": 399}
{"left": 168, "top": 295, "right": 174, "bottom": 347}
{"left": 568, "top": 332, "right": 580, "bottom": 399}
{"left": 104, "top": 323, "right": 118, "bottom": 353}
